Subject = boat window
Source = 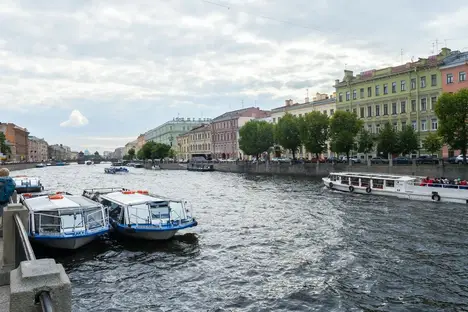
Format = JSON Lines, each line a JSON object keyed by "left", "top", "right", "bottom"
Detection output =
{"left": 351, "top": 177, "right": 359, "bottom": 186}
{"left": 169, "top": 201, "right": 185, "bottom": 220}
{"left": 341, "top": 176, "right": 349, "bottom": 185}
{"left": 128, "top": 204, "right": 151, "bottom": 224}
{"left": 86, "top": 208, "right": 105, "bottom": 229}
{"left": 149, "top": 201, "right": 170, "bottom": 220}
{"left": 385, "top": 180, "right": 395, "bottom": 188}
{"left": 61, "top": 213, "right": 84, "bottom": 229}
{"left": 361, "top": 178, "right": 370, "bottom": 187}
{"left": 372, "top": 179, "right": 384, "bottom": 189}
{"left": 34, "top": 212, "right": 60, "bottom": 233}
{"left": 101, "top": 199, "right": 112, "bottom": 207}
{"left": 109, "top": 205, "right": 123, "bottom": 221}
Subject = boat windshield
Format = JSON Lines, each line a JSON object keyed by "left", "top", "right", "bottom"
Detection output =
{"left": 61, "top": 213, "right": 85, "bottom": 233}
{"left": 169, "top": 201, "right": 186, "bottom": 220}
{"left": 86, "top": 208, "right": 106, "bottom": 229}
{"left": 127, "top": 204, "right": 151, "bottom": 224}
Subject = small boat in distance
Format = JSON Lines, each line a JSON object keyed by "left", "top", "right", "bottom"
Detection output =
{"left": 46, "top": 163, "right": 52, "bottom": 166}
{"left": 134, "top": 163, "right": 143, "bottom": 168}
{"left": 82, "top": 188, "right": 198, "bottom": 240}
{"left": 85, "top": 160, "right": 93, "bottom": 165}
{"left": 19, "top": 192, "right": 110, "bottom": 250}
{"left": 35, "top": 163, "right": 45, "bottom": 168}
{"left": 104, "top": 167, "right": 129, "bottom": 174}
{"left": 55, "top": 161, "right": 68, "bottom": 166}
{"left": 323, "top": 172, "right": 468, "bottom": 204}
{"left": 12, "top": 176, "right": 44, "bottom": 194}
{"left": 111, "top": 162, "right": 123, "bottom": 166}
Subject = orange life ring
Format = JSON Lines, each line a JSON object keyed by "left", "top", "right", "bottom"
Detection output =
{"left": 49, "top": 194, "right": 64, "bottom": 200}
{"left": 23, "top": 193, "right": 33, "bottom": 198}
{"left": 136, "top": 190, "right": 149, "bottom": 195}
{"left": 121, "top": 190, "right": 135, "bottom": 194}
{"left": 56, "top": 191, "right": 63, "bottom": 194}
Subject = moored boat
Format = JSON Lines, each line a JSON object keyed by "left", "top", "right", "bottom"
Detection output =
{"left": 35, "top": 163, "right": 45, "bottom": 168}
{"left": 19, "top": 192, "right": 110, "bottom": 250}
{"left": 85, "top": 161, "right": 93, "bottom": 165}
{"left": 133, "top": 163, "right": 143, "bottom": 168}
{"left": 104, "top": 167, "right": 129, "bottom": 174}
{"left": 323, "top": 172, "right": 468, "bottom": 204}
{"left": 12, "top": 175, "right": 44, "bottom": 194}
{"left": 82, "top": 188, "right": 198, "bottom": 240}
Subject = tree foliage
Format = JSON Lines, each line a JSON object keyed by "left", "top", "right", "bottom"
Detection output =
{"left": 357, "top": 129, "right": 374, "bottom": 155}
{"left": 239, "top": 120, "right": 275, "bottom": 157}
{"left": 140, "top": 142, "right": 172, "bottom": 160}
{"left": 398, "top": 125, "right": 419, "bottom": 155}
{"left": 275, "top": 113, "right": 302, "bottom": 159}
{"left": 127, "top": 148, "right": 135, "bottom": 160}
{"left": 299, "top": 111, "right": 329, "bottom": 159}
{"left": 136, "top": 148, "right": 145, "bottom": 160}
{"left": 0, "top": 132, "right": 11, "bottom": 156}
{"left": 329, "top": 111, "right": 363, "bottom": 159}
{"left": 422, "top": 132, "right": 443, "bottom": 156}
{"left": 435, "top": 89, "right": 468, "bottom": 162}
{"left": 377, "top": 123, "right": 399, "bottom": 157}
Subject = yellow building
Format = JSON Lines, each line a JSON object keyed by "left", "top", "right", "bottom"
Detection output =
{"left": 270, "top": 96, "right": 336, "bottom": 158}
{"left": 176, "top": 132, "right": 190, "bottom": 161}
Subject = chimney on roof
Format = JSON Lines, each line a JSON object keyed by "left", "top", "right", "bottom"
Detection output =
{"left": 285, "top": 99, "right": 293, "bottom": 106}
{"left": 334, "top": 79, "right": 339, "bottom": 86}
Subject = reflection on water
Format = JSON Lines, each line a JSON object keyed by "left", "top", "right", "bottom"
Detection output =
{"left": 18, "top": 164, "right": 468, "bottom": 312}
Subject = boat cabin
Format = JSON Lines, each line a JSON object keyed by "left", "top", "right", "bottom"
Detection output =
{"left": 327, "top": 172, "right": 418, "bottom": 191}
{"left": 21, "top": 193, "right": 107, "bottom": 236}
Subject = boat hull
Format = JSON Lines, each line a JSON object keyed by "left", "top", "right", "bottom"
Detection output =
{"left": 323, "top": 177, "right": 468, "bottom": 204}
{"left": 30, "top": 236, "right": 96, "bottom": 250}
{"left": 112, "top": 221, "right": 197, "bottom": 241}
{"left": 16, "top": 186, "right": 43, "bottom": 194}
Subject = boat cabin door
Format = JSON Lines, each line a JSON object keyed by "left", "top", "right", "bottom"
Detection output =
{"left": 395, "top": 181, "right": 405, "bottom": 192}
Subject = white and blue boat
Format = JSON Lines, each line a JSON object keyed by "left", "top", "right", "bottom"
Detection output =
{"left": 82, "top": 188, "right": 198, "bottom": 240}
{"left": 19, "top": 192, "right": 110, "bottom": 250}
{"left": 104, "top": 167, "right": 129, "bottom": 174}
{"left": 12, "top": 175, "right": 44, "bottom": 194}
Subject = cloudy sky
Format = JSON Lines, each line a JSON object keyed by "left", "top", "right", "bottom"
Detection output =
{"left": 1, "top": 0, "right": 467, "bottom": 153}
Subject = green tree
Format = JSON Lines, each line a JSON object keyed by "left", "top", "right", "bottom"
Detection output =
{"left": 299, "top": 111, "right": 329, "bottom": 160}
{"left": 275, "top": 113, "right": 302, "bottom": 159}
{"left": 136, "top": 148, "right": 145, "bottom": 160}
{"left": 0, "top": 132, "right": 11, "bottom": 156}
{"left": 435, "top": 89, "right": 468, "bottom": 163}
{"left": 329, "top": 111, "right": 363, "bottom": 161}
{"left": 150, "top": 142, "right": 172, "bottom": 159}
{"left": 398, "top": 125, "right": 419, "bottom": 156}
{"left": 377, "top": 123, "right": 399, "bottom": 158}
{"left": 422, "top": 132, "right": 443, "bottom": 157}
{"left": 357, "top": 129, "right": 374, "bottom": 163}
{"left": 168, "top": 149, "right": 177, "bottom": 159}
{"left": 127, "top": 148, "right": 135, "bottom": 160}
{"left": 239, "top": 120, "right": 274, "bottom": 158}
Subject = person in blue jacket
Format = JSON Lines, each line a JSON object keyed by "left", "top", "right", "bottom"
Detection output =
{"left": 0, "top": 168, "right": 16, "bottom": 209}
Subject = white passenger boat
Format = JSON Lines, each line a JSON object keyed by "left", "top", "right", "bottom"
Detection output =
{"left": 19, "top": 192, "right": 110, "bottom": 250}
{"left": 323, "top": 172, "right": 468, "bottom": 204}
{"left": 82, "top": 188, "right": 198, "bottom": 240}
{"left": 12, "top": 175, "right": 44, "bottom": 194}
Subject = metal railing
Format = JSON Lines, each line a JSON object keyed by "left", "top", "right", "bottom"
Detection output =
{"left": 13, "top": 213, "right": 54, "bottom": 312}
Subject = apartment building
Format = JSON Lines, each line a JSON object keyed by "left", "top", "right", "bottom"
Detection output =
{"left": 0, "top": 122, "right": 29, "bottom": 161}
{"left": 28, "top": 136, "right": 49, "bottom": 162}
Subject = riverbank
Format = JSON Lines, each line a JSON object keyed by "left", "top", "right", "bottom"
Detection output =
{"left": 1, "top": 163, "right": 38, "bottom": 172}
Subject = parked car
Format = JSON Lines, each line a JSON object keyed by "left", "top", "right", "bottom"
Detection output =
{"left": 416, "top": 155, "right": 439, "bottom": 165}
{"left": 370, "top": 156, "right": 389, "bottom": 164}
{"left": 392, "top": 156, "right": 412, "bottom": 165}
{"left": 455, "top": 155, "right": 468, "bottom": 164}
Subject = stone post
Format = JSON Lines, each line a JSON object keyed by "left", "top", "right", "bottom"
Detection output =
{"left": 10, "top": 259, "right": 71, "bottom": 312}
{"left": 2, "top": 204, "right": 28, "bottom": 272}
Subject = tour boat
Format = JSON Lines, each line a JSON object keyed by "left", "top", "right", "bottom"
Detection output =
{"left": 152, "top": 165, "right": 161, "bottom": 170}
{"left": 187, "top": 163, "right": 215, "bottom": 172}
{"left": 86, "top": 160, "right": 93, "bottom": 165}
{"left": 19, "top": 192, "right": 110, "bottom": 250}
{"left": 133, "top": 163, "right": 143, "bottom": 168}
{"left": 35, "top": 163, "right": 45, "bottom": 168}
{"left": 104, "top": 167, "right": 129, "bottom": 174}
{"left": 82, "top": 188, "right": 198, "bottom": 240}
{"left": 323, "top": 172, "right": 468, "bottom": 204}
{"left": 12, "top": 175, "right": 44, "bottom": 194}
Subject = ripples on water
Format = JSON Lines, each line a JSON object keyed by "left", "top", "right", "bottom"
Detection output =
{"left": 19, "top": 164, "right": 468, "bottom": 312}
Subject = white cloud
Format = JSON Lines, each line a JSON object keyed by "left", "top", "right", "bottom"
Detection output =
{"left": 60, "top": 110, "right": 89, "bottom": 127}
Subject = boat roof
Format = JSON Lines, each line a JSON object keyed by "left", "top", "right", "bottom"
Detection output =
{"left": 330, "top": 172, "right": 421, "bottom": 181}
{"left": 100, "top": 192, "right": 168, "bottom": 206}
{"left": 23, "top": 194, "right": 101, "bottom": 212}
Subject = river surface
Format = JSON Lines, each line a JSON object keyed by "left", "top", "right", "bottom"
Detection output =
{"left": 15, "top": 163, "right": 468, "bottom": 312}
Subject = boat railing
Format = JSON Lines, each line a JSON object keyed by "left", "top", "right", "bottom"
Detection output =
{"left": 82, "top": 187, "right": 129, "bottom": 198}
{"left": 86, "top": 209, "right": 107, "bottom": 230}
{"left": 35, "top": 212, "right": 87, "bottom": 235}
{"left": 407, "top": 181, "right": 468, "bottom": 190}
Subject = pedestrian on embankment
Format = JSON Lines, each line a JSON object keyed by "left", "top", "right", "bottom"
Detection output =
{"left": 0, "top": 168, "right": 16, "bottom": 216}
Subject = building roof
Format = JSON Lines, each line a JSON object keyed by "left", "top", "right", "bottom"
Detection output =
{"left": 23, "top": 194, "right": 100, "bottom": 212}
{"left": 439, "top": 51, "right": 468, "bottom": 69}
{"left": 101, "top": 191, "right": 166, "bottom": 206}
{"left": 271, "top": 97, "right": 335, "bottom": 113}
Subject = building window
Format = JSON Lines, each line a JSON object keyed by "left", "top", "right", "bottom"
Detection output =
{"left": 392, "top": 82, "right": 397, "bottom": 93}
{"left": 421, "top": 98, "right": 427, "bottom": 111}
{"left": 376, "top": 124, "right": 381, "bottom": 133}
{"left": 346, "top": 91, "right": 350, "bottom": 101}
{"left": 323, "top": 110, "right": 327, "bottom": 115}
{"left": 421, "top": 120, "right": 427, "bottom": 131}
{"left": 383, "top": 84, "right": 388, "bottom": 94}
{"left": 392, "top": 102, "right": 397, "bottom": 115}
{"left": 375, "top": 85, "right": 380, "bottom": 96}
{"left": 330, "top": 109, "right": 334, "bottom": 115}
{"left": 401, "top": 80, "right": 406, "bottom": 91}
{"left": 401, "top": 121, "right": 406, "bottom": 129}
{"left": 383, "top": 103, "right": 388, "bottom": 115}
{"left": 272, "top": 117, "right": 276, "bottom": 123}
{"left": 339, "top": 93, "right": 343, "bottom": 102}
{"left": 431, "top": 119, "right": 438, "bottom": 130}
{"left": 352, "top": 89, "right": 357, "bottom": 100}
{"left": 431, "top": 74, "right": 437, "bottom": 86}
{"left": 400, "top": 101, "right": 406, "bottom": 113}
{"left": 412, "top": 120, "right": 417, "bottom": 130}
{"left": 360, "top": 88, "right": 365, "bottom": 98}
{"left": 367, "top": 106, "right": 372, "bottom": 117}
{"left": 420, "top": 76, "right": 426, "bottom": 88}
{"left": 393, "top": 122, "right": 398, "bottom": 131}
{"left": 447, "top": 73, "right": 454, "bottom": 84}
{"left": 411, "top": 100, "right": 416, "bottom": 112}
{"left": 411, "top": 78, "right": 416, "bottom": 89}
{"left": 460, "top": 72, "right": 466, "bottom": 82}
{"left": 367, "top": 87, "right": 372, "bottom": 97}
{"left": 352, "top": 108, "right": 357, "bottom": 114}
{"left": 367, "top": 124, "right": 373, "bottom": 133}
{"left": 431, "top": 96, "right": 437, "bottom": 110}
{"left": 360, "top": 107, "right": 365, "bottom": 118}
{"left": 375, "top": 105, "right": 380, "bottom": 116}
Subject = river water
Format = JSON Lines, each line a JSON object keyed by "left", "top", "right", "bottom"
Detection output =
{"left": 16, "top": 163, "right": 468, "bottom": 312}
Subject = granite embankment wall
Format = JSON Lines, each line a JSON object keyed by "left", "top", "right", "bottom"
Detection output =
{"left": 213, "top": 162, "right": 468, "bottom": 179}
{"left": 144, "top": 163, "right": 187, "bottom": 170}
{"left": 1, "top": 162, "right": 38, "bottom": 172}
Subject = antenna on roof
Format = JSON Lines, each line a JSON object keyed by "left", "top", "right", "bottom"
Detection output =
{"left": 241, "top": 99, "right": 244, "bottom": 109}
{"left": 400, "top": 49, "right": 403, "bottom": 64}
